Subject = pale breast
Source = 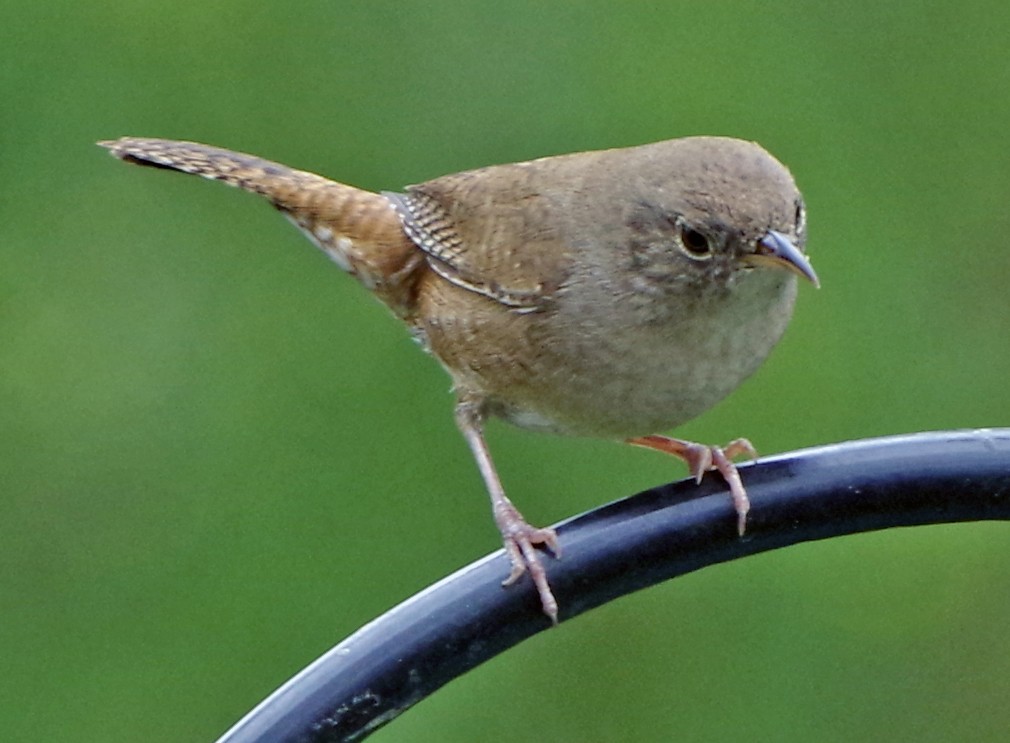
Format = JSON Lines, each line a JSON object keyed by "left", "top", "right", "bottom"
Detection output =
{"left": 489, "top": 269, "right": 799, "bottom": 438}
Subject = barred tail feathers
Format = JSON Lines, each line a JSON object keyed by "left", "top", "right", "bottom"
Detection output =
{"left": 99, "top": 137, "right": 421, "bottom": 316}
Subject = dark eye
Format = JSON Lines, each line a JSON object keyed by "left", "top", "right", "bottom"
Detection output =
{"left": 679, "top": 223, "right": 711, "bottom": 256}
{"left": 794, "top": 199, "right": 806, "bottom": 232}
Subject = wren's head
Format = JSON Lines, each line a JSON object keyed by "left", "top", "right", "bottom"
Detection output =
{"left": 619, "top": 136, "right": 817, "bottom": 296}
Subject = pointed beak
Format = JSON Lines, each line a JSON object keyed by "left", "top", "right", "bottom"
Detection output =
{"left": 744, "top": 230, "right": 820, "bottom": 288}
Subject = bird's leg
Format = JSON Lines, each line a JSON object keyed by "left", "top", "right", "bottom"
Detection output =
{"left": 628, "top": 435, "right": 758, "bottom": 536}
{"left": 455, "top": 398, "right": 561, "bottom": 623}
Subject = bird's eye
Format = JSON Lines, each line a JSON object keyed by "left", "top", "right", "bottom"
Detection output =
{"left": 794, "top": 199, "right": 806, "bottom": 233}
{"left": 678, "top": 221, "right": 712, "bottom": 257}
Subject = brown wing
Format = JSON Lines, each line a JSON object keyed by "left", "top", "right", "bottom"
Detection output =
{"left": 384, "top": 161, "right": 574, "bottom": 311}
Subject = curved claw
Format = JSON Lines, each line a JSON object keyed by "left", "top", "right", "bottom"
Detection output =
{"left": 497, "top": 516, "right": 560, "bottom": 623}
{"left": 628, "top": 435, "right": 758, "bottom": 535}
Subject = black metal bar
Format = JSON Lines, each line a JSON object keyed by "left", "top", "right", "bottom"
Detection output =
{"left": 212, "top": 429, "right": 1010, "bottom": 742}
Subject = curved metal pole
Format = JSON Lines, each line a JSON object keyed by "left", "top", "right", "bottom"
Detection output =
{"left": 213, "top": 429, "right": 1010, "bottom": 742}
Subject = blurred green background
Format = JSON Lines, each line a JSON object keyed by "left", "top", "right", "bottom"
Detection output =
{"left": 3, "top": 1, "right": 1010, "bottom": 741}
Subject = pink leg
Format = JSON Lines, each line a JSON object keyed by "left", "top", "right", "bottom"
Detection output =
{"left": 456, "top": 400, "right": 561, "bottom": 623}
{"left": 628, "top": 435, "right": 758, "bottom": 536}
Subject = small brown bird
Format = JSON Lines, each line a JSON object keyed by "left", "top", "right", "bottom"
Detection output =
{"left": 99, "top": 135, "right": 818, "bottom": 623}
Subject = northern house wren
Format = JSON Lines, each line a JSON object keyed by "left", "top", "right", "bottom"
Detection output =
{"left": 99, "top": 135, "right": 818, "bottom": 623}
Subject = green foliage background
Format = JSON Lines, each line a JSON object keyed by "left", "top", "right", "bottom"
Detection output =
{"left": 3, "top": 2, "right": 1010, "bottom": 740}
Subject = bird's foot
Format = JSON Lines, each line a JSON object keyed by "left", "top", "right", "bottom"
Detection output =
{"left": 495, "top": 502, "right": 561, "bottom": 623}
{"left": 628, "top": 435, "right": 757, "bottom": 535}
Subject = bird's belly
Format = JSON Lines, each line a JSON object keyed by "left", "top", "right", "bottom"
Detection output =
{"left": 419, "top": 270, "right": 798, "bottom": 439}
{"left": 494, "top": 325, "right": 768, "bottom": 437}
{"left": 494, "top": 280, "right": 798, "bottom": 437}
